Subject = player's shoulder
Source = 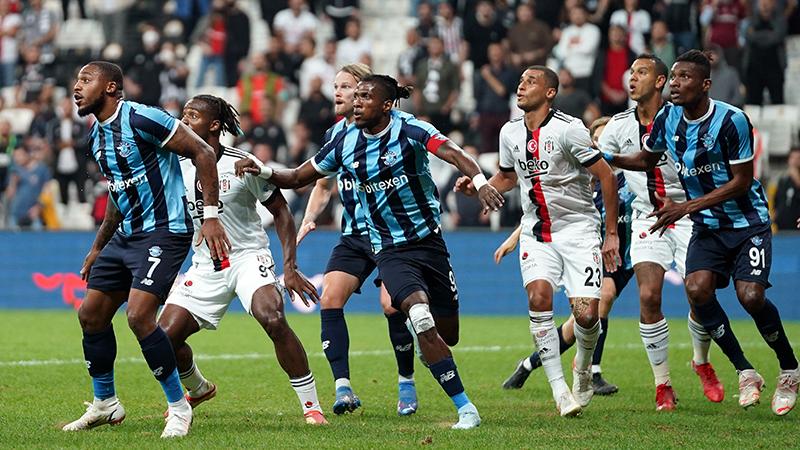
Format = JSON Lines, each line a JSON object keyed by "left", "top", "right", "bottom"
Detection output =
{"left": 500, "top": 115, "right": 525, "bottom": 136}
{"left": 325, "top": 117, "right": 347, "bottom": 137}
{"left": 551, "top": 109, "right": 577, "bottom": 125}
{"left": 220, "top": 146, "right": 252, "bottom": 164}
{"left": 611, "top": 106, "right": 636, "bottom": 123}
{"left": 713, "top": 99, "right": 748, "bottom": 122}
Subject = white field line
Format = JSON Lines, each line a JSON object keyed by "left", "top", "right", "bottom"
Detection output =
{"left": 0, "top": 341, "right": 768, "bottom": 368}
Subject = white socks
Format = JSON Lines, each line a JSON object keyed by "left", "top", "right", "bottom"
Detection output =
{"left": 640, "top": 319, "right": 671, "bottom": 386}
{"left": 291, "top": 373, "right": 322, "bottom": 414}
{"left": 529, "top": 310, "right": 568, "bottom": 399}
{"left": 334, "top": 378, "right": 351, "bottom": 390}
{"left": 573, "top": 320, "right": 600, "bottom": 372}
{"left": 688, "top": 313, "right": 711, "bottom": 365}
{"left": 179, "top": 362, "right": 210, "bottom": 397}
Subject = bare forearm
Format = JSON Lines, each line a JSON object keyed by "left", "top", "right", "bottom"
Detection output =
{"left": 192, "top": 147, "right": 220, "bottom": 207}
{"left": 302, "top": 179, "right": 333, "bottom": 224}
{"left": 92, "top": 201, "right": 123, "bottom": 251}
{"left": 269, "top": 167, "right": 317, "bottom": 189}
{"left": 599, "top": 174, "right": 619, "bottom": 235}
{"left": 685, "top": 178, "right": 749, "bottom": 216}
{"left": 273, "top": 206, "right": 298, "bottom": 269}
{"left": 489, "top": 172, "right": 517, "bottom": 194}
{"left": 609, "top": 152, "right": 657, "bottom": 171}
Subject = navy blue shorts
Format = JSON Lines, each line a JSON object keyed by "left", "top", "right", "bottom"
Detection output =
{"left": 685, "top": 223, "right": 772, "bottom": 289}
{"left": 376, "top": 230, "right": 459, "bottom": 317}
{"left": 87, "top": 229, "right": 192, "bottom": 300}
{"left": 325, "top": 234, "right": 380, "bottom": 293}
{"left": 603, "top": 267, "right": 635, "bottom": 294}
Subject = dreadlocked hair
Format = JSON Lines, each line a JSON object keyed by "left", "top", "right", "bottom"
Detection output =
{"left": 361, "top": 74, "right": 413, "bottom": 105}
{"left": 193, "top": 94, "right": 242, "bottom": 136}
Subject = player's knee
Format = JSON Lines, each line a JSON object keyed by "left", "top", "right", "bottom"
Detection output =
{"left": 737, "top": 285, "right": 765, "bottom": 314}
{"left": 126, "top": 309, "right": 155, "bottom": 338}
{"left": 407, "top": 303, "right": 435, "bottom": 336}
{"left": 684, "top": 279, "right": 713, "bottom": 305}
{"left": 574, "top": 310, "right": 599, "bottom": 328}
{"left": 78, "top": 306, "right": 107, "bottom": 332}
{"left": 253, "top": 302, "right": 288, "bottom": 337}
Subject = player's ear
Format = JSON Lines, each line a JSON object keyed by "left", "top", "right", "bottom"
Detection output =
{"left": 546, "top": 87, "right": 557, "bottom": 101}
{"left": 105, "top": 81, "right": 117, "bottom": 96}
{"left": 383, "top": 98, "right": 393, "bottom": 114}
{"left": 702, "top": 77, "right": 712, "bottom": 94}
{"left": 209, "top": 119, "right": 221, "bottom": 133}
{"left": 655, "top": 75, "right": 667, "bottom": 91}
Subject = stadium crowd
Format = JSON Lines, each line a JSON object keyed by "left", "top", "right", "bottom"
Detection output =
{"left": 0, "top": 0, "right": 799, "bottom": 232}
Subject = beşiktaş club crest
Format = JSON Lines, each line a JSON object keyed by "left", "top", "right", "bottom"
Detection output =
{"left": 542, "top": 139, "right": 555, "bottom": 153}
{"left": 196, "top": 177, "right": 232, "bottom": 193}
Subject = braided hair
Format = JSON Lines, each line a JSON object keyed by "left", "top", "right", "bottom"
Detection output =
{"left": 360, "top": 74, "right": 413, "bottom": 105}
{"left": 192, "top": 94, "right": 242, "bottom": 136}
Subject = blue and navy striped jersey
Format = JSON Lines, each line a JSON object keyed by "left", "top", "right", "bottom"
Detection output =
{"left": 312, "top": 110, "right": 448, "bottom": 252}
{"left": 593, "top": 173, "right": 635, "bottom": 271}
{"left": 89, "top": 101, "right": 192, "bottom": 236}
{"left": 322, "top": 118, "right": 367, "bottom": 236}
{"left": 645, "top": 100, "right": 770, "bottom": 229}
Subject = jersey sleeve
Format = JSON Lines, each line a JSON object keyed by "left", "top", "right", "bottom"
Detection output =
{"left": 403, "top": 116, "right": 449, "bottom": 154}
{"left": 727, "top": 111, "right": 755, "bottom": 165}
{"left": 643, "top": 104, "right": 670, "bottom": 153}
{"left": 498, "top": 124, "right": 515, "bottom": 172}
{"left": 564, "top": 121, "right": 601, "bottom": 166}
{"left": 130, "top": 104, "right": 180, "bottom": 148}
{"left": 245, "top": 156, "right": 279, "bottom": 203}
{"left": 597, "top": 117, "right": 620, "bottom": 153}
{"left": 310, "top": 134, "right": 341, "bottom": 175}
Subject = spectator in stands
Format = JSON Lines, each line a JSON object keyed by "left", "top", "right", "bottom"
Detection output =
{"left": 16, "top": 45, "right": 54, "bottom": 110}
{"left": 299, "top": 37, "right": 336, "bottom": 100}
{"left": 62, "top": 0, "right": 86, "bottom": 20}
{"left": 700, "top": 0, "right": 747, "bottom": 69}
{"left": 413, "top": 35, "right": 460, "bottom": 134}
{"left": 595, "top": 24, "right": 636, "bottom": 115}
{"left": 285, "top": 121, "right": 319, "bottom": 168}
{"left": 772, "top": 147, "right": 800, "bottom": 230}
{"left": 609, "top": 0, "right": 651, "bottom": 55}
{"left": 266, "top": 35, "right": 302, "bottom": 86}
{"left": 246, "top": 96, "right": 287, "bottom": 161}
{"left": 176, "top": 0, "right": 211, "bottom": 41}
{"left": 553, "top": 5, "right": 601, "bottom": 95}
{"left": 464, "top": 0, "right": 506, "bottom": 69}
{"left": 662, "top": 0, "right": 697, "bottom": 54}
{"left": 649, "top": 20, "right": 675, "bottom": 71}
{"left": 46, "top": 97, "right": 87, "bottom": 206}
{"left": 194, "top": 1, "right": 228, "bottom": 88}
{"left": 397, "top": 28, "right": 426, "bottom": 87}
{"left": 129, "top": 27, "right": 165, "bottom": 107}
{"left": 336, "top": 17, "right": 371, "bottom": 69}
{"left": 415, "top": 1, "right": 437, "bottom": 43}
{"left": 744, "top": 0, "right": 787, "bottom": 105}
{"left": 708, "top": 44, "right": 744, "bottom": 107}
{"left": 297, "top": 76, "right": 336, "bottom": 146}
{"left": 273, "top": 0, "right": 318, "bottom": 52}
{"left": 553, "top": 68, "right": 600, "bottom": 126}
{"left": 534, "top": 0, "right": 564, "bottom": 29}
{"left": 237, "top": 52, "right": 288, "bottom": 125}
{"left": 4, "top": 144, "right": 50, "bottom": 230}
{"left": 20, "top": 0, "right": 58, "bottom": 65}
{"left": 157, "top": 42, "right": 190, "bottom": 104}
{"left": 443, "top": 145, "right": 489, "bottom": 228}
{"left": 0, "top": 118, "right": 19, "bottom": 197}
{"left": 261, "top": 0, "right": 287, "bottom": 33}
{"left": 507, "top": 3, "right": 552, "bottom": 71}
{"left": 474, "top": 43, "right": 516, "bottom": 154}
{"left": 222, "top": 0, "right": 250, "bottom": 88}
{"left": 323, "top": 0, "right": 359, "bottom": 41}
{"left": 436, "top": 1, "right": 463, "bottom": 63}
{"left": 0, "top": 0, "right": 21, "bottom": 89}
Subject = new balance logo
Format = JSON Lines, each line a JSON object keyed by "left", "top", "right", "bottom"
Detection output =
{"left": 322, "top": 340, "right": 330, "bottom": 351}
{"left": 763, "top": 331, "right": 780, "bottom": 342}
{"left": 711, "top": 324, "right": 725, "bottom": 339}
{"left": 152, "top": 366, "right": 163, "bottom": 377}
{"left": 750, "top": 269, "right": 762, "bottom": 276}
{"left": 140, "top": 278, "right": 154, "bottom": 286}
{"left": 439, "top": 370, "right": 456, "bottom": 384}
{"left": 395, "top": 343, "right": 413, "bottom": 352}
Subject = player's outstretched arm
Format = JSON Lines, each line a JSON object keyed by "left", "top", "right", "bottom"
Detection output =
{"left": 81, "top": 199, "right": 123, "bottom": 281}
{"left": 455, "top": 169, "right": 518, "bottom": 198}
{"left": 603, "top": 149, "right": 661, "bottom": 172}
{"left": 494, "top": 225, "right": 522, "bottom": 264}
{"left": 435, "top": 141, "right": 505, "bottom": 213}
{"left": 264, "top": 191, "right": 320, "bottom": 306}
{"left": 588, "top": 159, "right": 621, "bottom": 273}
{"left": 235, "top": 158, "right": 324, "bottom": 190}
{"left": 164, "top": 122, "right": 231, "bottom": 259}
{"left": 297, "top": 177, "right": 334, "bottom": 245}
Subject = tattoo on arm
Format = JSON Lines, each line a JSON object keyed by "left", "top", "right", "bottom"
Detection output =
{"left": 93, "top": 201, "right": 123, "bottom": 251}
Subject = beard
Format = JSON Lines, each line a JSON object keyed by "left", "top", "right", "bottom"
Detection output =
{"left": 77, "top": 95, "right": 104, "bottom": 117}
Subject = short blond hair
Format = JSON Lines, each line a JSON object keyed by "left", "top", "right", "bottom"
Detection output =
{"left": 338, "top": 63, "right": 372, "bottom": 82}
{"left": 590, "top": 116, "right": 611, "bottom": 138}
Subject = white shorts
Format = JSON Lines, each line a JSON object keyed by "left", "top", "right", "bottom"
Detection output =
{"left": 164, "top": 251, "right": 278, "bottom": 330}
{"left": 519, "top": 232, "right": 602, "bottom": 299}
{"left": 630, "top": 214, "right": 691, "bottom": 277}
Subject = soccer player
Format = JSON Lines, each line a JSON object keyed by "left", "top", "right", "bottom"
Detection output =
{"left": 156, "top": 94, "right": 327, "bottom": 425}
{"left": 456, "top": 66, "right": 621, "bottom": 417}
{"left": 64, "top": 62, "right": 229, "bottom": 437}
{"left": 600, "top": 54, "right": 722, "bottom": 411}
{"left": 295, "top": 63, "right": 419, "bottom": 416}
{"left": 500, "top": 117, "right": 635, "bottom": 397}
{"left": 605, "top": 50, "right": 799, "bottom": 415}
{"left": 236, "top": 74, "right": 504, "bottom": 429}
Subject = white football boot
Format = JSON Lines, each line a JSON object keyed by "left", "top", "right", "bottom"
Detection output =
{"left": 572, "top": 359, "right": 594, "bottom": 408}
{"left": 63, "top": 397, "right": 126, "bottom": 431}
{"left": 161, "top": 403, "right": 192, "bottom": 438}
{"left": 556, "top": 391, "right": 582, "bottom": 417}
{"left": 738, "top": 369, "right": 765, "bottom": 409}
{"left": 771, "top": 368, "right": 800, "bottom": 416}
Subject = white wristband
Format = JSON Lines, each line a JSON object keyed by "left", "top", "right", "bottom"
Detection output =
{"left": 258, "top": 164, "right": 274, "bottom": 180}
{"left": 203, "top": 205, "right": 219, "bottom": 219}
{"left": 472, "top": 173, "right": 488, "bottom": 191}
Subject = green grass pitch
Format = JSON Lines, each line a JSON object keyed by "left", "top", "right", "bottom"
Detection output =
{"left": 0, "top": 310, "right": 797, "bottom": 449}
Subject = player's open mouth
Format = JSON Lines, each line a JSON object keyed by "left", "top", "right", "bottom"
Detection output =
{"left": 74, "top": 94, "right": 83, "bottom": 105}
